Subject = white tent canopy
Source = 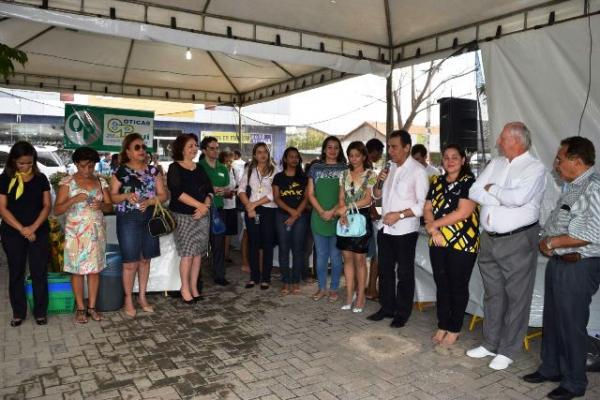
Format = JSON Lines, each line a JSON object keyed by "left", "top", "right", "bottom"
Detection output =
{"left": 0, "top": 0, "right": 597, "bottom": 105}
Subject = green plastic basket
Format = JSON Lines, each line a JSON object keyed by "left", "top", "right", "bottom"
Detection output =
{"left": 25, "top": 272, "right": 75, "bottom": 314}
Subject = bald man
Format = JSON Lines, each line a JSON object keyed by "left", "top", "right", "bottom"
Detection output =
{"left": 467, "top": 122, "right": 547, "bottom": 370}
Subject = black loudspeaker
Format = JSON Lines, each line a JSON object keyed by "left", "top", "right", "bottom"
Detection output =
{"left": 438, "top": 97, "right": 478, "bottom": 153}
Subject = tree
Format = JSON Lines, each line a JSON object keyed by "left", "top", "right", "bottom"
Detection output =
{"left": 393, "top": 59, "right": 475, "bottom": 131}
{"left": 286, "top": 127, "right": 328, "bottom": 150}
{"left": 0, "top": 43, "right": 28, "bottom": 80}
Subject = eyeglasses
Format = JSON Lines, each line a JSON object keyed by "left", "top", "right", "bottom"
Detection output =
{"left": 133, "top": 144, "right": 147, "bottom": 151}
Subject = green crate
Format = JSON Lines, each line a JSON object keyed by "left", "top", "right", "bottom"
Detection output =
{"left": 25, "top": 272, "right": 75, "bottom": 314}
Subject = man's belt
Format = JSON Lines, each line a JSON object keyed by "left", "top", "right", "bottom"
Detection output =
{"left": 557, "top": 253, "right": 582, "bottom": 263}
{"left": 486, "top": 221, "right": 538, "bottom": 238}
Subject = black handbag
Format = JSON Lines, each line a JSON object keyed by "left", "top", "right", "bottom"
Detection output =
{"left": 148, "top": 201, "right": 176, "bottom": 237}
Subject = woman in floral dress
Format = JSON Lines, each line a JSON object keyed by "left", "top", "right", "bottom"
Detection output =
{"left": 54, "top": 147, "right": 113, "bottom": 323}
{"left": 110, "top": 133, "right": 168, "bottom": 318}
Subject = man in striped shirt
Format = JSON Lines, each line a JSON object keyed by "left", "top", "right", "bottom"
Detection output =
{"left": 523, "top": 136, "right": 600, "bottom": 400}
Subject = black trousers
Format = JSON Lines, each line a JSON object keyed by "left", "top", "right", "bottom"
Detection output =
{"left": 429, "top": 246, "right": 477, "bottom": 333}
{"left": 209, "top": 207, "right": 226, "bottom": 281}
{"left": 538, "top": 256, "right": 600, "bottom": 395}
{"left": 2, "top": 228, "right": 50, "bottom": 319}
{"left": 245, "top": 206, "right": 276, "bottom": 284}
{"left": 377, "top": 230, "right": 419, "bottom": 321}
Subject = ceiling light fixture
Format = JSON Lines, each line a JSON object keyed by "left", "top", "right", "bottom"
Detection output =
{"left": 185, "top": 48, "right": 192, "bottom": 60}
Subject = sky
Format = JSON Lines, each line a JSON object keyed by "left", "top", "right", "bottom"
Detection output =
{"left": 245, "top": 51, "right": 480, "bottom": 136}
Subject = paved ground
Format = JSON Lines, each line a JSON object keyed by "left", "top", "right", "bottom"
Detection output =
{"left": 0, "top": 251, "right": 598, "bottom": 400}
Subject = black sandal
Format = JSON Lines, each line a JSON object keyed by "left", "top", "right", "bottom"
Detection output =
{"left": 35, "top": 317, "right": 48, "bottom": 325}
{"left": 10, "top": 318, "right": 23, "bottom": 327}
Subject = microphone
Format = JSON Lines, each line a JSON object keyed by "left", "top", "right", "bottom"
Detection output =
{"left": 376, "top": 161, "right": 391, "bottom": 190}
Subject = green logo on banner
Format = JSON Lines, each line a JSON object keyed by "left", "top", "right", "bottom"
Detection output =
{"left": 65, "top": 111, "right": 102, "bottom": 145}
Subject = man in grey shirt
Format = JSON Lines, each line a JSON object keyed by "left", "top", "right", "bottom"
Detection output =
{"left": 523, "top": 136, "right": 600, "bottom": 400}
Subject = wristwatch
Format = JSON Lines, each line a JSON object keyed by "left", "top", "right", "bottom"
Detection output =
{"left": 398, "top": 212, "right": 406, "bottom": 220}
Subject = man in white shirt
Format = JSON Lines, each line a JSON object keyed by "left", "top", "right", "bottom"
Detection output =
{"left": 412, "top": 144, "right": 440, "bottom": 179}
{"left": 467, "top": 122, "right": 546, "bottom": 370}
{"left": 231, "top": 150, "right": 246, "bottom": 187}
{"left": 367, "top": 130, "right": 429, "bottom": 328}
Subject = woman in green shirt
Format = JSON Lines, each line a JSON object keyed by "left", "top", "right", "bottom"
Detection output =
{"left": 307, "top": 136, "right": 347, "bottom": 302}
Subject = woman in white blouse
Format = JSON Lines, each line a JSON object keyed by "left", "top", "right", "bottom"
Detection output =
{"left": 238, "top": 142, "right": 277, "bottom": 290}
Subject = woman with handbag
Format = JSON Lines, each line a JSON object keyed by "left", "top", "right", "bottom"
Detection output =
{"left": 54, "top": 147, "right": 113, "bottom": 323}
{"left": 238, "top": 142, "right": 277, "bottom": 290}
{"left": 110, "top": 133, "right": 168, "bottom": 317}
{"left": 307, "top": 136, "right": 347, "bottom": 302}
{"left": 272, "top": 147, "right": 308, "bottom": 296}
{"left": 336, "top": 141, "right": 377, "bottom": 313}
{"left": 0, "top": 141, "right": 52, "bottom": 327}
{"left": 423, "top": 144, "right": 479, "bottom": 346}
{"left": 167, "top": 134, "right": 213, "bottom": 304}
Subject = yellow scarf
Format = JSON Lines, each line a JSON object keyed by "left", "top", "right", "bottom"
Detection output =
{"left": 8, "top": 169, "right": 32, "bottom": 200}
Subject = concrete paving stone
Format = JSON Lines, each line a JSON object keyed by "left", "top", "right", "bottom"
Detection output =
{"left": 43, "top": 382, "right": 80, "bottom": 395}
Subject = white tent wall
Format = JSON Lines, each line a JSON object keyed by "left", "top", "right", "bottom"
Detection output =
{"left": 480, "top": 14, "right": 600, "bottom": 170}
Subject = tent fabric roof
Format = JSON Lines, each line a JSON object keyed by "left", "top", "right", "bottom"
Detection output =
{"left": 0, "top": 0, "right": 594, "bottom": 105}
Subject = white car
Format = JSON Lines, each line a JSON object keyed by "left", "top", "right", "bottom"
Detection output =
{"left": 0, "top": 144, "right": 67, "bottom": 178}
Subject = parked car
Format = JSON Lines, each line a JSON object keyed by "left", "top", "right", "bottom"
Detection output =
{"left": 0, "top": 145, "right": 67, "bottom": 178}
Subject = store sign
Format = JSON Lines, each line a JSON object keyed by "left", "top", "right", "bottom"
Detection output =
{"left": 201, "top": 131, "right": 272, "bottom": 145}
{"left": 64, "top": 104, "right": 154, "bottom": 152}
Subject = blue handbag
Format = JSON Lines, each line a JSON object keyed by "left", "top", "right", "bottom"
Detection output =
{"left": 210, "top": 206, "right": 226, "bottom": 235}
{"left": 336, "top": 204, "right": 367, "bottom": 237}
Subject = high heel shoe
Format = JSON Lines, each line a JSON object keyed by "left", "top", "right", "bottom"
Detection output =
{"left": 193, "top": 295, "right": 203, "bottom": 303}
{"left": 137, "top": 302, "right": 154, "bottom": 313}
{"left": 181, "top": 297, "right": 194, "bottom": 305}
{"left": 123, "top": 307, "right": 136, "bottom": 318}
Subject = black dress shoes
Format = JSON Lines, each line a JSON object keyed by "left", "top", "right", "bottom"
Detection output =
{"left": 522, "top": 371, "right": 561, "bottom": 384}
{"left": 547, "top": 386, "right": 584, "bottom": 400}
{"left": 389, "top": 317, "right": 405, "bottom": 328}
{"left": 366, "top": 309, "right": 394, "bottom": 321}
{"left": 214, "top": 278, "right": 230, "bottom": 286}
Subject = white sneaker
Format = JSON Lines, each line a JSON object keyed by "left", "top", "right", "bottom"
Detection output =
{"left": 488, "top": 354, "right": 513, "bottom": 370}
{"left": 340, "top": 304, "right": 352, "bottom": 311}
{"left": 466, "top": 346, "right": 497, "bottom": 359}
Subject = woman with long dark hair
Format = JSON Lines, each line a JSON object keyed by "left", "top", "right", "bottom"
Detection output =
{"left": 238, "top": 142, "right": 277, "bottom": 289}
{"left": 336, "top": 141, "right": 377, "bottom": 313}
{"left": 423, "top": 143, "right": 479, "bottom": 346}
{"left": 168, "top": 134, "right": 213, "bottom": 304}
{"left": 0, "top": 141, "right": 52, "bottom": 326}
{"left": 110, "top": 133, "right": 168, "bottom": 317}
{"left": 307, "top": 136, "right": 347, "bottom": 302}
{"left": 54, "top": 147, "right": 113, "bottom": 323}
{"left": 272, "top": 147, "right": 308, "bottom": 295}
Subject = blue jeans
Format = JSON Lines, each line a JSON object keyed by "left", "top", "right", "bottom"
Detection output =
{"left": 116, "top": 208, "right": 160, "bottom": 263}
{"left": 275, "top": 211, "right": 308, "bottom": 284}
{"left": 313, "top": 232, "right": 343, "bottom": 291}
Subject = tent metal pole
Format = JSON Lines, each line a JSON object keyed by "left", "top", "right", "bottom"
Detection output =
{"left": 237, "top": 104, "right": 243, "bottom": 156}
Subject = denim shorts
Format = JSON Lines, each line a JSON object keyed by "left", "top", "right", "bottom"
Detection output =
{"left": 116, "top": 208, "right": 160, "bottom": 263}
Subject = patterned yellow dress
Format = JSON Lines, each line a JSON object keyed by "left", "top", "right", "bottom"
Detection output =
{"left": 60, "top": 175, "right": 108, "bottom": 274}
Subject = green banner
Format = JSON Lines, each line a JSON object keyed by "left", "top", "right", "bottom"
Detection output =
{"left": 64, "top": 104, "right": 155, "bottom": 152}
